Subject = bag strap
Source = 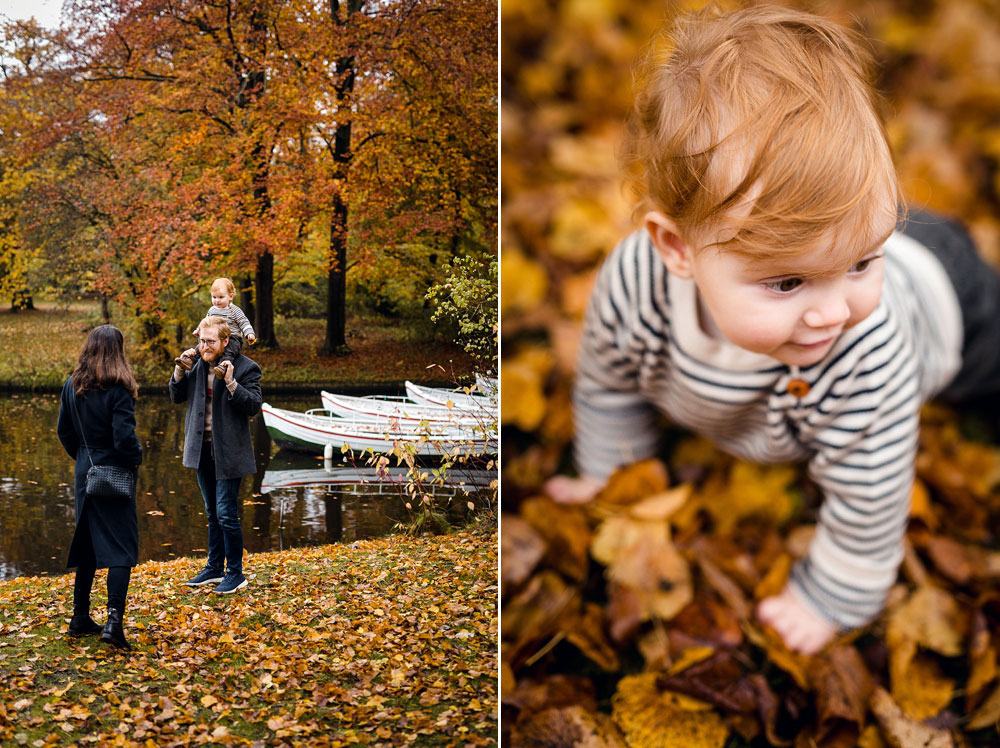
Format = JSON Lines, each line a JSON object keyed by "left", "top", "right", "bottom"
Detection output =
{"left": 67, "top": 378, "right": 96, "bottom": 470}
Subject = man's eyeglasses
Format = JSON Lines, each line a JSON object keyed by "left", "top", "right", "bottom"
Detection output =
{"left": 200, "top": 338, "right": 220, "bottom": 346}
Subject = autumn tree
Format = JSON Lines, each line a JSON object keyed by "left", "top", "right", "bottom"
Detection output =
{"left": 0, "top": 0, "right": 497, "bottom": 362}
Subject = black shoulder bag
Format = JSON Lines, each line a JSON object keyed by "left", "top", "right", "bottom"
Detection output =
{"left": 68, "top": 389, "right": 136, "bottom": 502}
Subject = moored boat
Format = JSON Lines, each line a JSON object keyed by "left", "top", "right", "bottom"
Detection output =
{"left": 404, "top": 380, "right": 496, "bottom": 410}
{"left": 475, "top": 374, "right": 498, "bottom": 396}
{"left": 261, "top": 403, "right": 495, "bottom": 456}
{"left": 260, "top": 464, "right": 496, "bottom": 494}
{"left": 320, "top": 390, "right": 491, "bottom": 426}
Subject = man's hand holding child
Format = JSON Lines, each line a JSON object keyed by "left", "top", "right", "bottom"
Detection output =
{"left": 216, "top": 360, "right": 235, "bottom": 384}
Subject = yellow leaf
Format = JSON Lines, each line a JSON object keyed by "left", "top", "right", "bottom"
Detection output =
{"left": 695, "top": 461, "right": 799, "bottom": 533}
{"left": 667, "top": 646, "right": 716, "bottom": 676}
{"left": 886, "top": 585, "right": 964, "bottom": 657}
{"left": 500, "top": 354, "right": 549, "bottom": 431}
{"left": 968, "top": 682, "right": 1000, "bottom": 730}
{"left": 612, "top": 672, "right": 727, "bottom": 747}
{"left": 500, "top": 248, "right": 548, "bottom": 314}
{"left": 200, "top": 695, "right": 218, "bottom": 708}
{"left": 893, "top": 654, "right": 954, "bottom": 721}
{"left": 218, "top": 633, "right": 235, "bottom": 644}
{"left": 629, "top": 485, "right": 691, "bottom": 521}
{"left": 908, "top": 478, "right": 937, "bottom": 529}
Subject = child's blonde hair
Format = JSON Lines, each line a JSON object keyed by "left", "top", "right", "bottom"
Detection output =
{"left": 211, "top": 277, "right": 236, "bottom": 297}
{"left": 623, "top": 4, "right": 901, "bottom": 263}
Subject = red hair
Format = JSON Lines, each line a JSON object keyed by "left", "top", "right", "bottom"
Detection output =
{"left": 622, "top": 4, "right": 902, "bottom": 264}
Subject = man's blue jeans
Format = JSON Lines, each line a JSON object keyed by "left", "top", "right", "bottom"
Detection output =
{"left": 195, "top": 440, "right": 244, "bottom": 575}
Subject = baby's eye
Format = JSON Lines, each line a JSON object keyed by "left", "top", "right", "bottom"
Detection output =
{"left": 764, "top": 277, "right": 803, "bottom": 293}
{"left": 850, "top": 254, "right": 882, "bottom": 274}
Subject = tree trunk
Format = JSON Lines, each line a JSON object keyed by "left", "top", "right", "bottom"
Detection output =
{"left": 321, "top": 0, "right": 362, "bottom": 356}
{"left": 255, "top": 251, "right": 278, "bottom": 347}
{"left": 322, "top": 197, "right": 349, "bottom": 354}
{"left": 239, "top": 275, "right": 255, "bottom": 332}
{"left": 241, "top": 3, "right": 278, "bottom": 348}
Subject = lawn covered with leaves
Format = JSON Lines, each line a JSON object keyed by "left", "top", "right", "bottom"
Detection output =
{"left": 0, "top": 531, "right": 497, "bottom": 746}
{"left": 0, "top": 302, "right": 476, "bottom": 390}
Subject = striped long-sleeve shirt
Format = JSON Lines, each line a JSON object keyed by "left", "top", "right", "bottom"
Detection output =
{"left": 574, "top": 229, "right": 963, "bottom": 628}
{"left": 207, "top": 303, "right": 255, "bottom": 341}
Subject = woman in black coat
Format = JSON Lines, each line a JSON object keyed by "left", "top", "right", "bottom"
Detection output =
{"left": 56, "top": 325, "right": 143, "bottom": 650}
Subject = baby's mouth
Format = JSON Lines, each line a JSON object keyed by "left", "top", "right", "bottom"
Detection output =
{"left": 793, "top": 335, "right": 836, "bottom": 349}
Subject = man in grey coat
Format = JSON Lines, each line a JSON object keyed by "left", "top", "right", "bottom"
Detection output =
{"left": 169, "top": 316, "right": 262, "bottom": 593}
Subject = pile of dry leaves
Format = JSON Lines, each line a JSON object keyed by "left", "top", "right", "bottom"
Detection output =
{"left": 501, "top": 406, "right": 1000, "bottom": 747}
{"left": 502, "top": 1, "right": 1000, "bottom": 744}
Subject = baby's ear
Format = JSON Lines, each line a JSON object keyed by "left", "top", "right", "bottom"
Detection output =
{"left": 645, "top": 211, "right": 694, "bottom": 278}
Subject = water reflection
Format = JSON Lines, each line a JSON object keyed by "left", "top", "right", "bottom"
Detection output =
{"left": 0, "top": 392, "right": 496, "bottom": 580}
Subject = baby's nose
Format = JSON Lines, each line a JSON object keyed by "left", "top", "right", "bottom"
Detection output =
{"left": 803, "top": 294, "right": 850, "bottom": 328}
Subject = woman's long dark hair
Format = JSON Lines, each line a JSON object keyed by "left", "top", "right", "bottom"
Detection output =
{"left": 72, "top": 325, "right": 139, "bottom": 398}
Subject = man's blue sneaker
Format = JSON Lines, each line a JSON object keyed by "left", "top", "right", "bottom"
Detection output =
{"left": 214, "top": 572, "right": 248, "bottom": 594}
{"left": 185, "top": 568, "right": 225, "bottom": 587}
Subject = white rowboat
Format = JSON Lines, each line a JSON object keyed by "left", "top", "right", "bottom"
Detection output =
{"left": 260, "top": 465, "right": 496, "bottom": 494}
{"left": 261, "top": 403, "right": 495, "bottom": 456}
{"left": 404, "top": 380, "right": 496, "bottom": 410}
{"left": 320, "top": 390, "right": 492, "bottom": 426}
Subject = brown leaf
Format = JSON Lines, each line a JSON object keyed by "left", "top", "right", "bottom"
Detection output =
{"left": 808, "top": 646, "right": 873, "bottom": 734}
{"left": 521, "top": 497, "right": 592, "bottom": 582}
{"left": 656, "top": 650, "right": 757, "bottom": 714}
{"left": 694, "top": 546, "right": 752, "bottom": 621}
{"left": 502, "top": 570, "right": 582, "bottom": 666}
{"left": 503, "top": 674, "right": 598, "bottom": 715}
{"left": 670, "top": 593, "right": 745, "bottom": 649}
{"left": 605, "top": 582, "right": 643, "bottom": 643}
{"left": 501, "top": 514, "right": 547, "bottom": 597}
{"left": 923, "top": 535, "right": 979, "bottom": 584}
{"left": 511, "top": 705, "right": 628, "bottom": 748}
{"left": 868, "top": 687, "right": 954, "bottom": 748}
{"left": 743, "top": 621, "right": 812, "bottom": 690}
{"left": 563, "top": 602, "right": 620, "bottom": 672}
{"left": 748, "top": 673, "right": 795, "bottom": 747}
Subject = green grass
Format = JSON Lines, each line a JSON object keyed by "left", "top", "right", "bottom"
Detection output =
{"left": 0, "top": 301, "right": 479, "bottom": 390}
{"left": 0, "top": 531, "right": 498, "bottom": 747}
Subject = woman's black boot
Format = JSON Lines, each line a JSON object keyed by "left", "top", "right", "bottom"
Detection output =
{"left": 68, "top": 614, "right": 103, "bottom": 636}
{"left": 100, "top": 607, "right": 131, "bottom": 651}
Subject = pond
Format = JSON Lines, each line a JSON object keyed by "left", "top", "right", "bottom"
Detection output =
{"left": 0, "top": 391, "right": 496, "bottom": 580}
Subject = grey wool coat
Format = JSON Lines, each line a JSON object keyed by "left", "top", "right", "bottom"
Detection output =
{"left": 56, "top": 379, "right": 143, "bottom": 569}
{"left": 167, "top": 353, "right": 262, "bottom": 479}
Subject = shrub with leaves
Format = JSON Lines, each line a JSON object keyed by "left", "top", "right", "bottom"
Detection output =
{"left": 426, "top": 255, "right": 498, "bottom": 367}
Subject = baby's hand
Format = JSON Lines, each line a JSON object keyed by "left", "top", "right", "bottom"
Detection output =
{"left": 192, "top": 329, "right": 200, "bottom": 338}
{"left": 247, "top": 334, "right": 257, "bottom": 345}
{"left": 756, "top": 586, "right": 838, "bottom": 655}
{"left": 544, "top": 475, "right": 604, "bottom": 504}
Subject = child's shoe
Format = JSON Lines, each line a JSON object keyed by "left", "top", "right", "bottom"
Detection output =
{"left": 174, "top": 356, "right": 193, "bottom": 371}
{"left": 213, "top": 365, "right": 226, "bottom": 379}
